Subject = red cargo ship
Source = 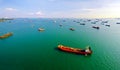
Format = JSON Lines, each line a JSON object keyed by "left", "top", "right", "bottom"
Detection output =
{"left": 58, "top": 45, "right": 92, "bottom": 55}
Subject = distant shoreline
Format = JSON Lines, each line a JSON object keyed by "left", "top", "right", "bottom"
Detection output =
{"left": 0, "top": 18, "right": 14, "bottom": 22}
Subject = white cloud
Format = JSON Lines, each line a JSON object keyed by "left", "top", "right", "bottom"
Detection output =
{"left": 5, "top": 8, "right": 18, "bottom": 11}
{"left": 28, "top": 11, "right": 43, "bottom": 15}
{"left": 35, "top": 11, "right": 43, "bottom": 15}
{"left": 28, "top": 11, "right": 44, "bottom": 17}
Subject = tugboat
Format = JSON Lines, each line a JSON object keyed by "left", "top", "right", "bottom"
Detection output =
{"left": 38, "top": 28, "right": 45, "bottom": 32}
{"left": 92, "top": 26, "right": 100, "bottom": 29}
{"left": 69, "top": 28, "right": 75, "bottom": 31}
{"left": 58, "top": 45, "right": 92, "bottom": 55}
{"left": 0, "top": 32, "right": 13, "bottom": 39}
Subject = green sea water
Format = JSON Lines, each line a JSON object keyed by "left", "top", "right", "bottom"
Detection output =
{"left": 0, "top": 18, "right": 120, "bottom": 70}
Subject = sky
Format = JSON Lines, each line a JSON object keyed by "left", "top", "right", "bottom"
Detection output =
{"left": 0, "top": 0, "right": 120, "bottom": 18}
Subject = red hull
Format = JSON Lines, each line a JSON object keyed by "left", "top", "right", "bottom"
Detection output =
{"left": 0, "top": 32, "right": 13, "bottom": 39}
{"left": 58, "top": 45, "right": 92, "bottom": 55}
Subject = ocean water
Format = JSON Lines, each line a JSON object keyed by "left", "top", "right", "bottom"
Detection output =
{"left": 0, "top": 18, "right": 120, "bottom": 70}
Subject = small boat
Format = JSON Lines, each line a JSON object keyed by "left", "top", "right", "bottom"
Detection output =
{"left": 69, "top": 28, "right": 75, "bottom": 31}
{"left": 0, "top": 32, "right": 13, "bottom": 39}
{"left": 58, "top": 45, "right": 92, "bottom": 55}
{"left": 92, "top": 26, "right": 100, "bottom": 29}
{"left": 116, "top": 22, "right": 120, "bottom": 24}
{"left": 91, "top": 22, "right": 96, "bottom": 24}
{"left": 38, "top": 28, "right": 45, "bottom": 31}
{"left": 73, "top": 20, "right": 76, "bottom": 22}
{"left": 105, "top": 24, "right": 110, "bottom": 27}
{"left": 76, "top": 21, "right": 80, "bottom": 23}
{"left": 80, "top": 23, "right": 85, "bottom": 25}
{"left": 59, "top": 24, "right": 62, "bottom": 27}
{"left": 87, "top": 19, "right": 91, "bottom": 21}
{"left": 102, "top": 21, "right": 108, "bottom": 23}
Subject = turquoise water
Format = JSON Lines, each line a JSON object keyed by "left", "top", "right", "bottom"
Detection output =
{"left": 0, "top": 18, "right": 120, "bottom": 70}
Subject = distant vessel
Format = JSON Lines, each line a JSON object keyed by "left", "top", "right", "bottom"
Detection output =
{"left": 73, "top": 20, "right": 76, "bottom": 22}
{"left": 58, "top": 45, "right": 92, "bottom": 55}
{"left": 76, "top": 21, "right": 80, "bottom": 23}
{"left": 91, "top": 22, "right": 96, "bottom": 24}
{"left": 69, "top": 28, "right": 75, "bottom": 31}
{"left": 38, "top": 28, "right": 45, "bottom": 31}
{"left": 92, "top": 26, "right": 100, "bottom": 29}
{"left": 105, "top": 25, "right": 110, "bottom": 27}
{"left": 59, "top": 24, "right": 62, "bottom": 27}
{"left": 87, "top": 19, "right": 91, "bottom": 21}
{"left": 102, "top": 21, "right": 108, "bottom": 23}
{"left": 116, "top": 22, "right": 120, "bottom": 24}
{"left": 0, "top": 32, "right": 13, "bottom": 39}
{"left": 80, "top": 23, "right": 85, "bottom": 25}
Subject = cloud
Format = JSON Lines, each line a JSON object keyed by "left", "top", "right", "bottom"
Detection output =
{"left": 35, "top": 11, "right": 43, "bottom": 15}
{"left": 5, "top": 8, "right": 18, "bottom": 12}
{"left": 28, "top": 11, "right": 43, "bottom": 15}
{"left": 28, "top": 11, "right": 44, "bottom": 17}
